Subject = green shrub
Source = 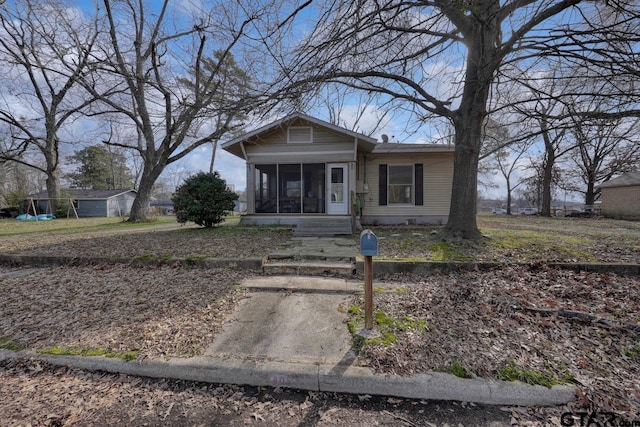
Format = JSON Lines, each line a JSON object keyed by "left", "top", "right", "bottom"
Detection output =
{"left": 172, "top": 172, "right": 238, "bottom": 228}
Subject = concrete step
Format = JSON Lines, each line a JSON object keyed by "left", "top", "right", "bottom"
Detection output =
{"left": 294, "top": 229, "right": 353, "bottom": 237}
{"left": 268, "top": 254, "right": 354, "bottom": 263}
{"left": 294, "top": 217, "right": 353, "bottom": 236}
{"left": 263, "top": 260, "right": 355, "bottom": 276}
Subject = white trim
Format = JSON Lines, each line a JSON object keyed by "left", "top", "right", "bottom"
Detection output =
{"left": 327, "top": 163, "right": 349, "bottom": 215}
{"left": 248, "top": 150, "right": 354, "bottom": 157}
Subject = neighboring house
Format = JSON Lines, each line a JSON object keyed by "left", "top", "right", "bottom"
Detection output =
{"left": 25, "top": 189, "right": 137, "bottom": 218}
{"left": 598, "top": 171, "right": 640, "bottom": 220}
{"left": 150, "top": 199, "right": 174, "bottom": 215}
{"left": 221, "top": 113, "right": 454, "bottom": 228}
{"left": 234, "top": 191, "right": 247, "bottom": 213}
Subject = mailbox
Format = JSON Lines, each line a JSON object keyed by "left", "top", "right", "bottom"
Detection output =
{"left": 360, "top": 229, "right": 378, "bottom": 256}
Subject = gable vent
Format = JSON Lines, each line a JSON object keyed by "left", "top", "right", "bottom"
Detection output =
{"left": 288, "top": 126, "right": 312, "bottom": 143}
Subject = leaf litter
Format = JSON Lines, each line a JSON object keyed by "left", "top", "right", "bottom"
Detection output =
{"left": 1, "top": 217, "right": 640, "bottom": 424}
{"left": 352, "top": 265, "right": 640, "bottom": 423}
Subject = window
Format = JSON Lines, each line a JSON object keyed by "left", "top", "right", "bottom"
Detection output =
{"left": 378, "top": 164, "right": 423, "bottom": 206}
{"left": 288, "top": 126, "right": 312, "bottom": 143}
{"left": 388, "top": 165, "right": 413, "bottom": 204}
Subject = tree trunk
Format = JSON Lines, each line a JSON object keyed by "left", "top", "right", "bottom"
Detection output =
{"left": 540, "top": 148, "right": 556, "bottom": 217}
{"left": 445, "top": 119, "right": 483, "bottom": 239}
{"left": 506, "top": 181, "right": 512, "bottom": 215}
{"left": 128, "top": 161, "right": 164, "bottom": 222}
{"left": 43, "top": 135, "right": 60, "bottom": 214}
{"left": 585, "top": 179, "right": 596, "bottom": 206}
{"left": 209, "top": 140, "right": 218, "bottom": 174}
{"left": 45, "top": 172, "right": 60, "bottom": 213}
{"left": 444, "top": 14, "right": 500, "bottom": 240}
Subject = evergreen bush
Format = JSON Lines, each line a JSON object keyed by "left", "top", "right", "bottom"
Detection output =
{"left": 172, "top": 172, "right": 238, "bottom": 227}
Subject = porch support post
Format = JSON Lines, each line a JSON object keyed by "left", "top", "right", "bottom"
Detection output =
{"left": 246, "top": 164, "right": 255, "bottom": 214}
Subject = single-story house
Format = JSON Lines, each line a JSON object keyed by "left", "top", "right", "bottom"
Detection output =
{"left": 221, "top": 113, "right": 454, "bottom": 229}
{"left": 25, "top": 189, "right": 137, "bottom": 218}
{"left": 598, "top": 171, "right": 640, "bottom": 220}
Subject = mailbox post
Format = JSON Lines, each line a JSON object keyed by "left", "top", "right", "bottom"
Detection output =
{"left": 360, "top": 230, "right": 378, "bottom": 330}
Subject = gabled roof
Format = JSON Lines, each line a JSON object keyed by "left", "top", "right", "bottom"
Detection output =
{"left": 27, "top": 189, "right": 137, "bottom": 200}
{"left": 222, "top": 112, "right": 378, "bottom": 158}
{"left": 372, "top": 142, "right": 455, "bottom": 154}
{"left": 599, "top": 171, "right": 640, "bottom": 189}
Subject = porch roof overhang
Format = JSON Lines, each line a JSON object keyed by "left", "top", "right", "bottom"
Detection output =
{"left": 221, "top": 112, "right": 378, "bottom": 159}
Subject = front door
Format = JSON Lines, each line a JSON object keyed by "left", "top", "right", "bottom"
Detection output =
{"left": 327, "top": 163, "right": 348, "bottom": 215}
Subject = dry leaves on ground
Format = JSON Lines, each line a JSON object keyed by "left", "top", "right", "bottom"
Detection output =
{"left": 0, "top": 358, "right": 512, "bottom": 426}
{"left": 0, "top": 264, "right": 248, "bottom": 359}
{"left": 0, "top": 225, "right": 293, "bottom": 259}
{"left": 352, "top": 265, "right": 640, "bottom": 422}
{"left": 372, "top": 216, "right": 640, "bottom": 264}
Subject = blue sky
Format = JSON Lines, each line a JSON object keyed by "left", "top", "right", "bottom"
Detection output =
{"left": 2, "top": 0, "right": 614, "bottom": 202}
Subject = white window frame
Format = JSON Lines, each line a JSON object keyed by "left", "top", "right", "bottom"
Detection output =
{"left": 287, "top": 126, "right": 313, "bottom": 144}
{"left": 387, "top": 164, "right": 414, "bottom": 205}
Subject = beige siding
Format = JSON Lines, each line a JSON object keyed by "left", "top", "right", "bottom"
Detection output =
{"left": 360, "top": 152, "right": 453, "bottom": 218}
{"left": 244, "top": 125, "right": 356, "bottom": 164}
{"left": 601, "top": 186, "right": 640, "bottom": 220}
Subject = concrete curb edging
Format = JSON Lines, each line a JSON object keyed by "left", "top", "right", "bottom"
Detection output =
{"left": 0, "top": 350, "right": 576, "bottom": 407}
{"left": 0, "top": 254, "right": 264, "bottom": 271}
{"left": 1, "top": 254, "right": 638, "bottom": 276}
{"left": 355, "top": 259, "right": 640, "bottom": 276}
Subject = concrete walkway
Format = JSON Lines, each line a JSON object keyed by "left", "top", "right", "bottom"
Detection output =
{"left": 1, "top": 275, "right": 577, "bottom": 407}
{"left": 204, "top": 285, "right": 356, "bottom": 365}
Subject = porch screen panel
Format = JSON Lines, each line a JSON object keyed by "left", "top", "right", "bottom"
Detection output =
{"left": 279, "top": 164, "right": 301, "bottom": 213}
{"left": 255, "top": 164, "right": 277, "bottom": 213}
{"left": 303, "top": 163, "right": 325, "bottom": 213}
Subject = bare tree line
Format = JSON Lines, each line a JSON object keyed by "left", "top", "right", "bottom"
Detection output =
{"left": 1, "top": 0, "right": 638, "bottom": 234}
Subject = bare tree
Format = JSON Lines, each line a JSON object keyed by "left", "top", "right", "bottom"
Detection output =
{"left": 0, "top": 0, "right": 100, "bottom": 212}
{"left": 480, "top": 120, "right": 533, "bottom": 215}
{"left": 567, "top": 114, "right": 640, "bottom": 206}
{"left": 282, "top": 1, "right": 639, "bottom": 239}
{"left": 518, "top": 161, "right": 564, "bottom": 212}
{"left": 76, "top": 0, "right": 287, "bottom": 222}
{"left": 545, "top": 3, "right": 640, "bottom": 120}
